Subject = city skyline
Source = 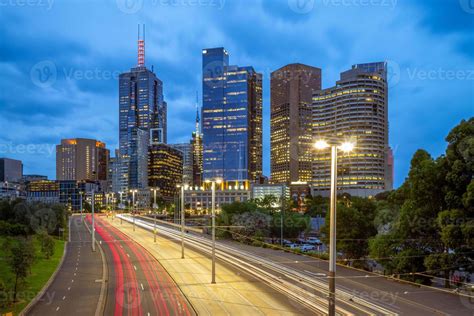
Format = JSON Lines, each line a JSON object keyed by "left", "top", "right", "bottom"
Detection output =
{"left": 1, "top": 1, "right": 473, "bottom": 187}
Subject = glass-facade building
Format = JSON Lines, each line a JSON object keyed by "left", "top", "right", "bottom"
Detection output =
{"left": 118, "top": 65, "right": 166, "bottom": 192}
{"left": 202, "top": 47, "right": 262, "bottom": 182}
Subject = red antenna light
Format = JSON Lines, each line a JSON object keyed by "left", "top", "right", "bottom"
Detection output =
{"left": 137, "top": 24, "right": 145, "bottom": 67}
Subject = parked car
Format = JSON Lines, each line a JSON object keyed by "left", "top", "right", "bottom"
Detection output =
{"left": 299, "top": 244, "right": 316, "bottom": 252}
{"left": 286, "top": 243, "right": 299, "bottom": 249}
{"left": 307, "top": 237, "right": 322, "bottom": 245}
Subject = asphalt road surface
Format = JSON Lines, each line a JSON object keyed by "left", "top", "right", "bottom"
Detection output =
{"left": 90, "top": 215, "right": 195, "bottom": 316}
{"left": 28, "top": 215, "right": 103, "bottom": 315}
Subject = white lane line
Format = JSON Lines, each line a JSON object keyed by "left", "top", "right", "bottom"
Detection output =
{"left": 147, "top": 312, "right": 150, "bottom": 316}
{"left": 75, "top": 267, "right": 78, "bottom": 271}
{"left": 120, "top": 245, "right": 123, "bottom": 248}
{"left": 141, "top": 283, "right": 144, "bottom": 291}
{"left": 126, "top": 253, "right": 130, "bottom": 258}
{"left": 62, "top": 296, "right": 66, "bottom": 300}
{"left": 56, "top": 306, "right": 60, "bottom": 311}
{"left": 67, "top": 287, "right": 71, "bottom": 291}
{"left": 71, "top": 279, "right": 74, "bottom": 283}
{"left": 74, "top": 273, "right": 76, "bottom": 276}
{"left": 133, "top": 265, "right": 137, "bottom": 271}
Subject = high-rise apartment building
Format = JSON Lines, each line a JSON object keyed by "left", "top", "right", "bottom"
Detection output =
{"left": 270, "top": 63, "right": 322, "bottom": 185}
{"left": 56, "top": 138, "right": 109, "bottom": 182}
{"left": 0, "top": 158, "right": 23, "bottom": 182}
{"left": 148, "top": 143, "right": 183, "bottom": 202}
{"left": 312, "top": 62, "right": 393, "bottom": 197}
{"left": 202, "top": 47, "right": 262, "bottom": 182}
{"left": 119, "top": 25, "right": 166, "bottom": 192}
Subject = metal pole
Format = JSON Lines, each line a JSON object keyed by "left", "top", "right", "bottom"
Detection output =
{"left": 328, "top": 145, "right": 338, "bottom": 316}
{"left": 133, "top": 191, "right": 136, "bottom": 231}
{"left": 92, "top": 190, "right": 96, "bottom": 252}
{"left": 154, "top": 189, "right": 157, "bottom": 243}
{"left": 80, "top": 193, "right": 83, "bottom": 222}
{"left": 280, "top": 210, "right": 283, "bottom": 247}
{"left": 211, "top": 181, "right": 216, "bottom": 284}
{"left": 181, "top": 185, "right": 185, "bottom": 259}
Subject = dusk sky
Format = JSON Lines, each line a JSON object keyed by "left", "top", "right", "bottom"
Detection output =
{"left": 1, "top": 0, "right": 473, "bottom": 187}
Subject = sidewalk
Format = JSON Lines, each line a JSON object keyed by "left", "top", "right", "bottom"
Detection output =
{"left": 103, "top": 216, "right": 306, "bottom": 315}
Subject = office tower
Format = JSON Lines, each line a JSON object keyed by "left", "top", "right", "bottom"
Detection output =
{"left": 312, "top": 62, "right": 393, "bottom": 197}
{"left": 0, "top": 158, "right": 23, "bottom": 182}
{"left": 56, "top": 138, "right": 109, "bottom": 181}
{"left": 169, "top": 143, "right": 193, "bottom": 185}
{"left": 270, "top": 63, "right": 322, "bottom": 185}
{"left": 202, "top": 47, "right": 262, "bottom": 182}
{"left": 148, "top": 143, "right": 183, "bottom": 202}
{"left": 119, "top": 24, "right": 167, "bottom": 192}
{"left": 191, "top": 98, "right": 203, "bottom": 186}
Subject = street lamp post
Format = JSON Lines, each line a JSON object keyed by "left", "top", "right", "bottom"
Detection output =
{"left": 177, "top": 184, "right": 186, "bottom": 259}
{"left": 91, "top": 190, "right": 96, "bottom": 252}
{"left": 130, "top": 189, "right": 138, "bottom": 231}
{"left": 79, "top": 191, "right": 84, "bottom": 222}
{"left": 119, "top": 191, "right": 123, "bottom": 224}
{"left": 314, "top": 139, "right": 354, "bottom": 316}
{"left": 151, "top": 188, "right": 159, "bottom": 243}
{"left": 207, "top": 178, "right": 222, "bottom": 284}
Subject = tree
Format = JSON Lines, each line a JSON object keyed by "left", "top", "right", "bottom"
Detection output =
{"left": 38, "top": 230, "right": 55, "bottom": 259}
{"left": 229, "top": 211, "right": 271, "bottom": 244}
{"left": 7, "top": 238, "right": 35, "bottom": 302}
{"left": 322, "top": 197, "right": 378, "bottom": 265}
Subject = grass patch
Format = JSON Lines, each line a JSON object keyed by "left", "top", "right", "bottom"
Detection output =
{"left": 0, "top": 236, "right": 65, "bottom": 315}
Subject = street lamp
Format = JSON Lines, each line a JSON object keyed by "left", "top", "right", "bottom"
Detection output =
{"left": 151, "top": 187, "right": 159, "bottom": 243}
{"left": 118, "top": 191, "right": 124, "bottom": 224}
{"left": 314, "top": 139, "right": 355, "bottom": 316}
{"left": 205, "top": 178, "right": 222, "bottom": 284}
{"left": 79, "top": 191, "right": 84, "bottom": 222}
{"left": 130, "top": 189, "right": 138, "bottom": 231}
{"left": 177, "top": 184, "right": 188, "bottom": 259}
{"left": 91, "top": 189, "right": 96, "bottom": 252}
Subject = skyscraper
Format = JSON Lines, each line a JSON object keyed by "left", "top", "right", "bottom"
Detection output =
{"left": 202, "top": 47, "right": 262, "bottom": 182}
{"left": 56, "top": 138, "right": 109, "bottom": 182}
{"left": 270, "top": 63, "right": 322, "bottom": 185}
{"left": 169, "top": 143, "right": 193, "bottom": 185}
{"left": 0, "top": 158, "right": 23, "bottom": 182}
{"left": 118, "top": 25, "right": 167, "bottom": 192}
{"left": 148, "top": 143, "right": 183, "bottom": 202}
{"left": 312, "top": 62, "right": 393, "bottom": 197}
{"left": 191, "top": 97, "right": 203, "bottom": 187}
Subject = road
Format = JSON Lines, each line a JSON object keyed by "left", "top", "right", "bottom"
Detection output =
{"left": 130, "top": 214, "right": 474, "bottom": 316}
{"left": 28, "top": 215, "right": 103, "bottom": 315}
{"left": 89, "top": 215, "right": 195, "bottom": 316}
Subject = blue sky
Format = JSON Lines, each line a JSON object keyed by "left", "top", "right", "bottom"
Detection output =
{"left": 0, "top": 0, "right": 473, "bottom": 187}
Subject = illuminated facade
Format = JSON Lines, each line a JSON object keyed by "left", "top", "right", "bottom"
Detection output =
{"left": 26, "top": 180, "right": 59, "bottom": 204}
{"left": 169, "top": 143, "right": 193, "bottom": 185}
{"left": 191, "top": 100, "right": 203, "bottom": 187}
{"left": 312, "top": 62, "right": 393, "bottom": 197}
{"left": 0, "top": 158, "right": 23, "bottom": 182}
{"left": 56, "top": 138, "right": 109, "bottom": 182}
{"left": 148, "top": 143, "right": 183, "bottom": 202}
{"left": 202, "top": 47, "right": 262, "bottom": 182}
{"left": 270, "top": 64, "right": 321, "bottom": 184}
{"left": 183, "top": 180, "right": 251, "bottom": 213}
{"left": 119, "top": 25, "right": 166, "bottom": 192}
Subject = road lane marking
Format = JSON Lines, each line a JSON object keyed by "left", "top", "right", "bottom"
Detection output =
{"left": 141, "top": 283, "right": 144, "bottom": 291}
{"left": 74, "top": 273, "right": 76, "bottom": 276}
{"left": 62, "top": 296, "right": 66, "bottom": 300}
{"left": 71, "top": 279, "right": 74, "bottom": 283}
{"left": 134, "top": 265, "right": 137, "bottom": 271}
{"left": 127, "top": 253, "right": 130, "bottom": 258}
{"left": 67, "top": 287, "right": 71, "bottom": 291}
{"left": 56, "top": 306, "right": 60, "bottom": 311}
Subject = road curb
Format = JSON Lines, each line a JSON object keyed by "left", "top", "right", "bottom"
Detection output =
{"left": 20, "top": 219, "right": 69, "bottom": 316}
{"left": 83, "top": 217, "right": 108, "bottom": 316}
